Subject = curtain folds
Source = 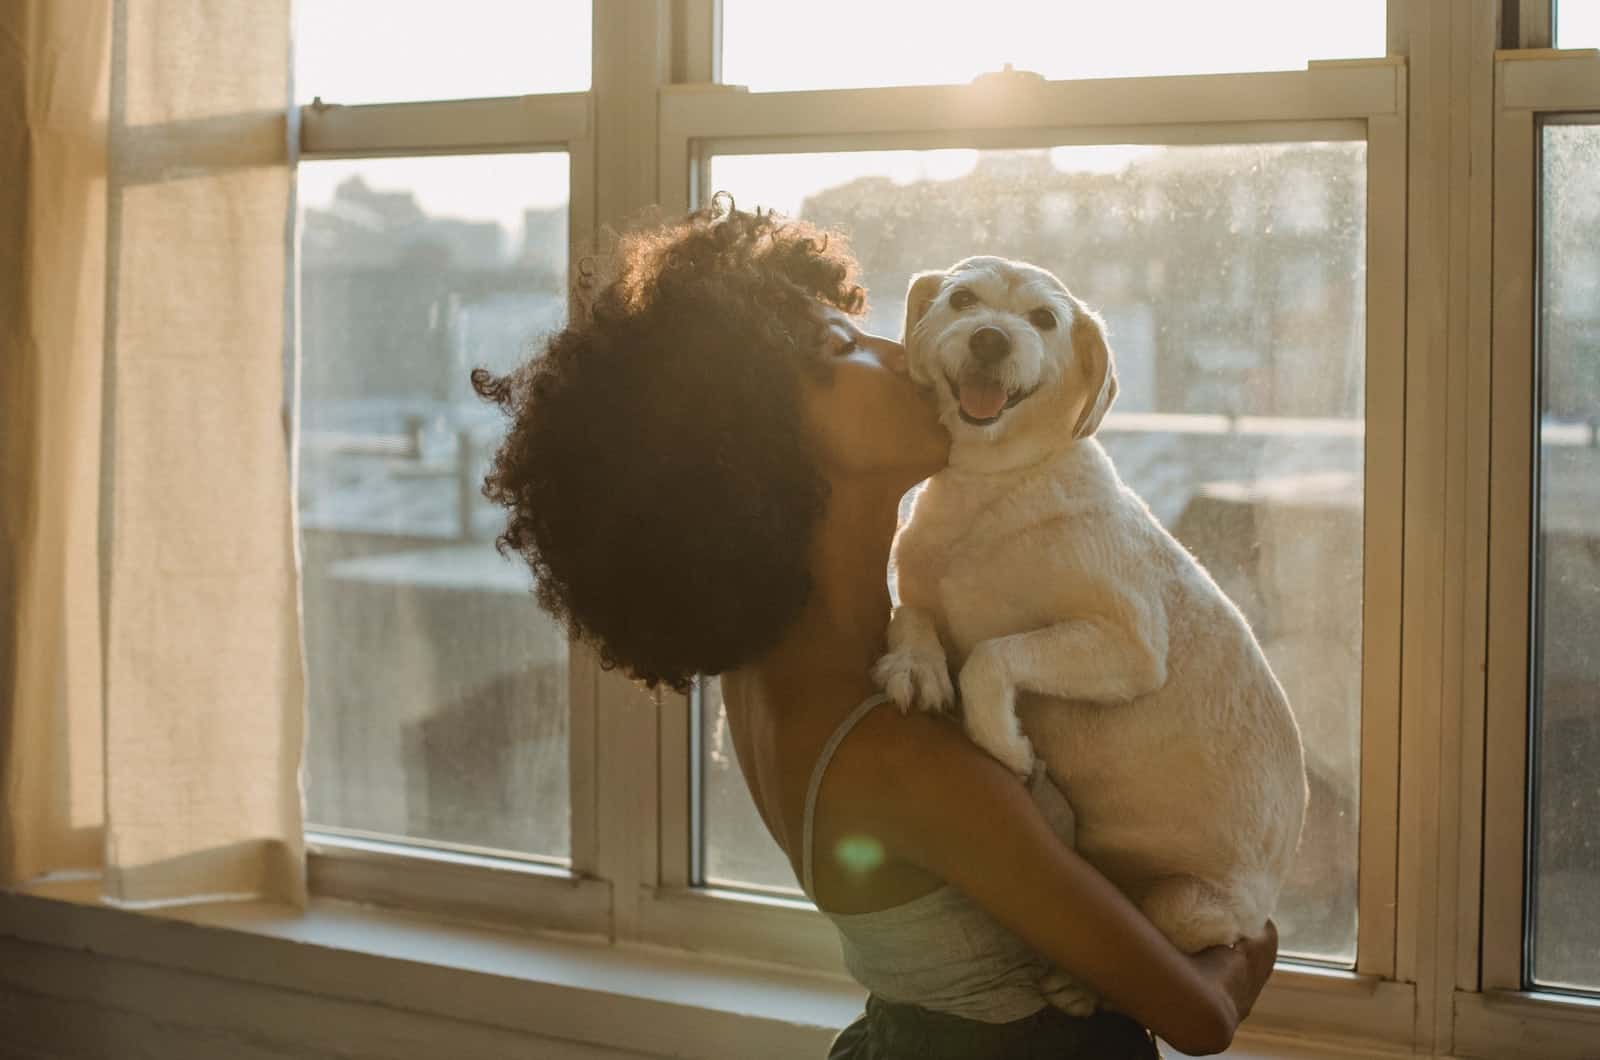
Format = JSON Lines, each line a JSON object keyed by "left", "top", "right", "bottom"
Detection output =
{"left": 1, "top": 0, "right": 306, "bottom": 907}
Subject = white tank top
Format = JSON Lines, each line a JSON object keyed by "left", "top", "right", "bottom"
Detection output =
{"left": 801, "top": 692, "right": 1079, "bottom": 1023}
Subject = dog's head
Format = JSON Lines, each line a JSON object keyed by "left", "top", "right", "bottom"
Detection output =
{"left": 902, "top": 257, "right": 1117, "bottom": 448}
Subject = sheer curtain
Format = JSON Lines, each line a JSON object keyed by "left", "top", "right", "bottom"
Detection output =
{"left": 1, "top": 0, "right": 305, "bottom": 906}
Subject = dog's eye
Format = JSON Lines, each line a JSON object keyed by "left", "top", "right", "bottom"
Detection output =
{"left": 949, "top": 288, "right": 977, "bottom": 310}
{"left": 1027, "top": 308, "right": 1058, "bottom": 331}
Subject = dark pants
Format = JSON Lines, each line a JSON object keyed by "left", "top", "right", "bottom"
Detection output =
{"left": 828, "top": 995, "right": 1162, "bottom": 1060}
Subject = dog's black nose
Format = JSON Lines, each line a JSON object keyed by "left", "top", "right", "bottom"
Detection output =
{"left": 969, "top": 326, "right": 1011, "bottom": 363}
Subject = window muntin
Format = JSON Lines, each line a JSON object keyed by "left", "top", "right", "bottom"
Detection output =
{"left": 1557, "top": 0, "right": 1600, "bottom": 49}
{"left": 297, "top": 153, "right": 573, "bottom": 861}
{"left": 697, "top": 142, "right": 1367, "bottom": 965}
{"left": 720, "top": 0, "right": 1385, "bottom": 93}
{"left": 293, "top": 0, "right": 591, "bottom": 103}
{"left": 1528, "top": 118, "right": 1600, "bottom": 995}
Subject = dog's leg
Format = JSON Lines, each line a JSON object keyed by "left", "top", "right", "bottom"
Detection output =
{"left": 972, "top": 605, "right": 1169, "bottom": 708}
{"left": 958, "top": 641, "right": 1036, "bottom": 776}
{"left": 872, "top": 605, "right": 955, "bottom": 714}
{"left": 959, "top": 608, "right": 1166, "bottom": 776}
{"left": 1138, "top": 875, "right": 1243, "bottom": 954}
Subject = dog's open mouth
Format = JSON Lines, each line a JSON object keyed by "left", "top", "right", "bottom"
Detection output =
{"left": 947, "top": 371, "right": 1039, "bottom": 427}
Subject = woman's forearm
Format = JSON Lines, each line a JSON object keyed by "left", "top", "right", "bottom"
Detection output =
{"left": 1022, "top": 845, "right": 1240, "bottom": 1054}
{"left": 881, "top": 724, "right": 1253, "bottom": 1054}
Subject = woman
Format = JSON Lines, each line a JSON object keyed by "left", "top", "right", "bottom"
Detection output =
{"left": 474, "top": 200, "right": 1277, "bottom": 1058}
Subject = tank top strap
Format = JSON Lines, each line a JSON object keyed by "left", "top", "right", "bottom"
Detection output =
{"left": 802, "top": 691, "right": 892, "bottom": 898}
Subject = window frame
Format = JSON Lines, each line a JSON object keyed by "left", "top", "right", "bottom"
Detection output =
{"left": 284, "top": 3, "right": 1600, "bottom": 1056}
{"left": 1465, "top": 43, "right": 1600, "bottom": 1060}
{"left": 293, "top": 86, "right": 607, "bottom": 937}
{"left": 644, "top": 56, "right": 1414, "bottom": 1046}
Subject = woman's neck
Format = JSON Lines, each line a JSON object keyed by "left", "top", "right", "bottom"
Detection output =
{"left": 750, "top": 473, "right": 907, "bottom": 707}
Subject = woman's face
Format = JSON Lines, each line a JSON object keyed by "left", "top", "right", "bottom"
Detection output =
{"left": 800, "top": 303, "right": 950, "bottom": 485}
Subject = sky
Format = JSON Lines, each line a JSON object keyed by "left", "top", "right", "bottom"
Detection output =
{"left": 709, "top": 145, "right": 1164, "bottom": 219}
{"left": 293, "top": 1, "right": 1389, "bottom": 235}
{"left": 297, "top": 154, "right": 570, "bottom": 246}
{"left": 1560, "top": 0, "right": 1600, "bottom": 48}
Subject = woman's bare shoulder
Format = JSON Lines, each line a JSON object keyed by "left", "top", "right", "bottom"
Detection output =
{"left": 826, "top": 701, "right": 1045, "bottom": 850}
{"left": 840, "top": 699, "right": 978, "bottom": 766}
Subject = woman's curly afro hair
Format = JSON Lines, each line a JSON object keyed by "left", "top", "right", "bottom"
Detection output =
{"left": 473, "top": 198, "right": 866, "bottom": 694}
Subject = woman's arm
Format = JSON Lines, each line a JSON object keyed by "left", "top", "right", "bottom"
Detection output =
{"left": 843, "top": 706, "right": 1277, "bottom": 1056}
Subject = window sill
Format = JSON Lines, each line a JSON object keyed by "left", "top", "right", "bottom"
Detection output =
{"left": 3, "top": 880, "right": 1409, "bottom": 1059}
{"left": 306, "top": 830, "right": 614, "bottom": 937}
{"left": 1453, "top": 986, "right": 1600, "bottom": 1060}
{"left": 2, "top": 878, "right": 863, "bottom": 1058}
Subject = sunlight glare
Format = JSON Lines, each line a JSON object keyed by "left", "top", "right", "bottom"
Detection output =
{"left": 293, "top": 0, "right": 590, "bottom": 104}
{"left": 713, "top": 150, "right": 978, "bottom": 217}
{"left": 298, "top": 154, "right": 569, "bottom": 258}
{"left": 1559, "top": 0, "right": 1600, "bottom": 48}
{"left": 722, "top": 0, "right": 1387, "bottom": 92}
{"left": 1049, "top": 145, "right": 1162, "bottom": 174}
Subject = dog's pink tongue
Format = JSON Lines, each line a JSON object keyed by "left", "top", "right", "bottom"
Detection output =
{"left": 958, "top": 377, "right": 1008, "bottom": 421}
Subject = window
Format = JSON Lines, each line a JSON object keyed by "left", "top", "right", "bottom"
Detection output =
{"left": 293, "top": 6, "right": 594, "bottom": 886}
{"left": 1479, "top": 40, "right": 1600, "bottom": 1057}
{"left": 1528, "top": 119, "right": 1600, "bottom": 995}
{"left": 657, "top": 60, "right": 1410, "bottom": 1037}
{"left": 280, "top": 6, "right": 1600, "bottom": 1057}
{"left": 721, "top": 0, "right": 1387, "bottom": 91}
{"left": 293, "top": 0, "right": 590, "bottom": 103}
{"left": 700, "top": 141, "right": 1368, "bottom": 965}
{"left": 298, "top": 153, "right": 573, "bottom": 859}
{"left": 699, "top": 677, "right": 796, "bottom": 890}
{"left": 1557, "top": 0, "right": 1600, "bottom": 48}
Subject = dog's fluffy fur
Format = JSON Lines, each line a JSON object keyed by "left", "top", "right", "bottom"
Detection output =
{"left": 876, "top": 257, "right": 1308, "bottom": 1007}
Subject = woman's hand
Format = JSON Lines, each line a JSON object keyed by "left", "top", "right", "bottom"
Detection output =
{"left": 1188, "top": 920, "right": 1279, "bottom": 1051}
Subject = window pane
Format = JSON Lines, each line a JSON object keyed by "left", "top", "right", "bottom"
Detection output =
{"left": 722, "top": 0, "right": 1385, "bottom": 92}
{"left": 298, "top": 154, "right": 571, "bottom": 860}
{"left": 1529, "top": 120, "right": 1600, "bottom": 994}
{"left": 700, "top": 678, "right": 800, "bottom": 892}
{"left": 1557, "top": 0, "right": 1600, "bottom": 49}
{"left": 294, "top": 0, "right": 591, "bottom": 103}
{"left": 701, "top": 143, "right": 1366, "bottom": 964}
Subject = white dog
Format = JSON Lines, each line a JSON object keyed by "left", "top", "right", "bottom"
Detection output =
{"left": 875, "top": 257, "right": 1308, "bottom": 997}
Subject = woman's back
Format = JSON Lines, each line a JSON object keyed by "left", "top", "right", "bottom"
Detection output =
{"left": 719, "top": 668, "right": 945, "bottom": 914}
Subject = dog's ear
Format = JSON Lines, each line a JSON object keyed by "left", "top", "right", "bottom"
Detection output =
{"left": 902, "top": 271, "right": 946, "bottom": 346}
{"left": 1070, "top": 304, "right": 1119, "bottom": 438}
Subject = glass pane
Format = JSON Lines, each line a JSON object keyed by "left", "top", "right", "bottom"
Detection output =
{"left": 1529, "top": 120, "right": 1600, "bottom": 994}
{"left": 703, "top": 143, "right": 1367, "bottom": 964}
{"left": 294, "top": 0, "right": 591, "bottom": 104}
{"left": 1557, "top": 0, "right": 1600, "bottom": 49}
{"left": 700, "top": 678, "right": 801, "bottom": 892}
{"left": 722, "top": 0, "right": 1385, "bottom": 92}
{"left": 298, "top": 153, "right": 572, "bottom": 859}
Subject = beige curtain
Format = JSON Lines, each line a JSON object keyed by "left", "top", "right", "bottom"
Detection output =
{"left": 1, "top": 0, "right": 305, "bottom": 906}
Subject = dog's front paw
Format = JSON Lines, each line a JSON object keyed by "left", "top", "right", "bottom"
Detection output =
{"left": 873, "top": 649, "right": 955, "bottom": 714}
{"left": 958, "top": 645, "right": 1034, "bottom": 777}
{"left": 981, "top": 728, "right": 1035, "bottom": 778}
